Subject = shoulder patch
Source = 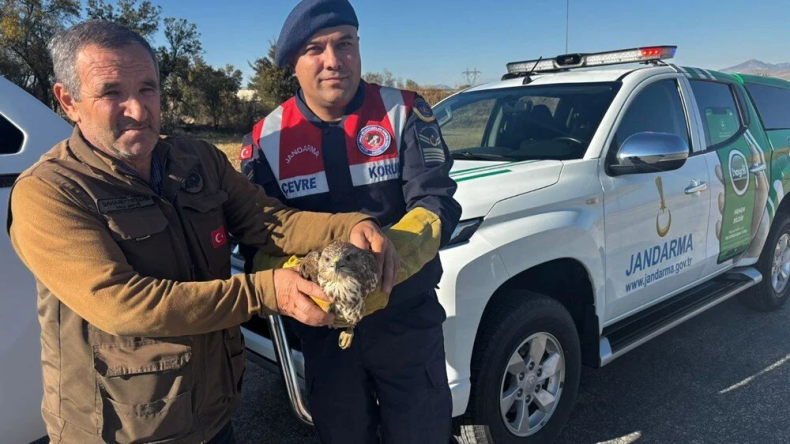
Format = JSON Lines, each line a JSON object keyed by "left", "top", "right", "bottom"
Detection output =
{"left": 416, "top": 121, "right": 446, "bottom": 166}
{"left": 240, "top": 144, "right": 253, "bottom": 161}
{"left": 413, "top": 97, "right": 436, "bottom": 122}
{"left": 240, "top": 132, "right": 254, "bottom": 161}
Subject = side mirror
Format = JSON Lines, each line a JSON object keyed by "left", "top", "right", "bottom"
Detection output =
{"left": 609, "top": 132, "right": 689, "bottom": 176}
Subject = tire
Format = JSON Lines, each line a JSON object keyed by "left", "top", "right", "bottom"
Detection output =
{"left": 739, "top": 212, "right": 790, "bottom": 311}
{"left": 455, "top": 291, "right": 581, "bottom": 444}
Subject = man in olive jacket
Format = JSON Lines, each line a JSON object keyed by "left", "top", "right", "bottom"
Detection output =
{"left": 7, "top": 20, "right": 397, "bottom": 444}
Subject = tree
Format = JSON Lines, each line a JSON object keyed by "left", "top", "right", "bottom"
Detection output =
{"left": 362, "top": 71, "right": 383, "bottom": 85}
{"left": 0, "top": 0, "right": 81, "bottom": 108}
{"left": 404, "top": 79, "right": 419, "bottom": 91}
{"left": 0, "top": 50, "right": 32, "bottom": 87}
{"left": 382, "top": 69, "right": 398, "bottom": 88}
{"left": 85, "top": 0, "right": 160, "bottom": 38}
{"left": 248, "top": 41, "right": 299, "bottom": 108}
{"left": 157, "top": 17, "right": 201, "bottom": 82}
{"left": 187, "top": 59, "right": 242, "bottom": 129}
{"left": 156, "top": 17, "right": 202, "bottom": 130}
{"left": 363, "top": 69, "right": 402, "bottom": 88}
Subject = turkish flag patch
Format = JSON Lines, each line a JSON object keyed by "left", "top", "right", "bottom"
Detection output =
{"left": 240, "top": 145, "right": 253, "bottom": 160}
{"left": 211, "top": 226, "right": 227, "bottom": 248}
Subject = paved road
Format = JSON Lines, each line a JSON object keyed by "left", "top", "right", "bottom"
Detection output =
{"left": 232, "top": 297, "right": 790, "bottom": 444}
{"left": 31, "top": 297, "right": 790, "bottom": 443}
{"left": 553, "top": 297, "right": 790, "bottom": 444}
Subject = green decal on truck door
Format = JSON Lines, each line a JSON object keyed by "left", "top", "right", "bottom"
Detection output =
{"left": 715, "top": 140, "right": 756, "bottom": 262}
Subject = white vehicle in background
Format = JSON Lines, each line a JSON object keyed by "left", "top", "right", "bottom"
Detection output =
{"left": 239, "top": 46, "right": 790, "bottom": 443}
{"left": 0, "top": 76, "right": 72, "bottom": 443}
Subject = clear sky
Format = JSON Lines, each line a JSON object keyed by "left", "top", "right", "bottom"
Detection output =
{"left": 105, "top": 0, "right": 790, "bottom": 87}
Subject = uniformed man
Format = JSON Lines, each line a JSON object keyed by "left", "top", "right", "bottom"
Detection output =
{"left": 7, "top": 19, "right": 398, "bottom": 444}
{"left": 240, "top": 0, "right": 462, "bottom": 442}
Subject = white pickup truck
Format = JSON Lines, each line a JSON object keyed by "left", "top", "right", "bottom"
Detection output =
{"left": 235, "top": 46, "right": 790, "bottom": 444}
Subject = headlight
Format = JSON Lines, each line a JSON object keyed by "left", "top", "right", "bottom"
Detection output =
{"left": 445, "top": 218, "right": 483, "bottom": 247}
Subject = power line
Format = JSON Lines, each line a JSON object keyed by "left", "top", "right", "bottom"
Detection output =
{"left": 461, "top": 67, "right": 481, "bottom": 85}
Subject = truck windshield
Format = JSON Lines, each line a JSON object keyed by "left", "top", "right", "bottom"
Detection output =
{"left": 435, "top": 82, "right": 621, "bottom": 161}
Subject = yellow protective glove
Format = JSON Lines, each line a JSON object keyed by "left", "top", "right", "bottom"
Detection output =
{"left": 251, "top": 207, "right": 442, "bottom": 321}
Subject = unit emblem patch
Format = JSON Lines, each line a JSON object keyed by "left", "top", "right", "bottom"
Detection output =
{"left": 357, "top": 125, "right": 392, "bottom": 156}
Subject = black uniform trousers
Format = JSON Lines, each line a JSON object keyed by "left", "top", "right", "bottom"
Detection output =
{"left": 293, "top": 290, "right": 452, "bottom": 444}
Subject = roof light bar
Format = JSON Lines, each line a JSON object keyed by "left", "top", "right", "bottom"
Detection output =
{"left": 506, "top": 46, "right": 677, "bottom": 74}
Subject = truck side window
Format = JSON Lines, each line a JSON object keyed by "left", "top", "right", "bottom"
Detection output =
{"left": 441, "top": 98, "right": 496, "bottom": 150}
{"left": 612, "top": 79, "right": 690, "bottom": 152}
{"left": 689, "top": 80, "right": 745, "bottom": 148}
{"left": 0, "top": 113, "right": 24, "bottom": 155}
{"left": 744, "top": 83, "right": 790, "bottom": 130}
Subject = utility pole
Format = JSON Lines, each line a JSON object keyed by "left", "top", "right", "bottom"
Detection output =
{"left": 566, "top": 0, "right": 570, "bottom": 53}
{"left": 461, "top": 67, "right": 481, "bottom": 85}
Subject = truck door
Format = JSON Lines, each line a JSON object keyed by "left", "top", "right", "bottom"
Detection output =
{"left": 684, "top": 77, "right": 767, "bottom": 277}
{"left": 601, "top": 77, "right": 710, "bottom": 323}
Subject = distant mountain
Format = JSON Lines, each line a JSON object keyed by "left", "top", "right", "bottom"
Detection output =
{"left": 424, "top": 84, "right": 454, "bottom": 91}
{"left": 720, "top": 59, "right": 790, "bottom": 81}
{"left": 722, "top": 59, "right": 790, "bottom": 73}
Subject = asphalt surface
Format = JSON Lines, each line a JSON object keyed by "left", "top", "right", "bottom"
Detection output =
{"left": 31, "top": 297, "right": 790, "bottom": 443}
{"left": 232, "top": 297, "right": 790, "bottom": 444}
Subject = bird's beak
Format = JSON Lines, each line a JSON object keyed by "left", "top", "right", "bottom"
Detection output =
{"left": 332, "top": 257, "right": 343, "bottom": 271}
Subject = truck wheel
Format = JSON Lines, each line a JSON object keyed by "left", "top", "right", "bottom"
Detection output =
{"left": 455, "top": 292, "right": 581, "bottom": 444}
{"left": 739, "top": 212, "right": 790, "bottom": 311}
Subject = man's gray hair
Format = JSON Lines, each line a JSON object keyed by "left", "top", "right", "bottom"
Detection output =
{"left": 48, "top": 19, "right": 160, "bottom": 100}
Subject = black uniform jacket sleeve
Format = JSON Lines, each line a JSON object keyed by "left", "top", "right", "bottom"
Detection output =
{"left": 400, "top": 95, "right": 462, "bottom": 247}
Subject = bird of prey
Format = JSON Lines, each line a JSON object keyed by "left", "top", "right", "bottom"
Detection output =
{"left": 299, "top": 240, "right": 380, "bottom": 348}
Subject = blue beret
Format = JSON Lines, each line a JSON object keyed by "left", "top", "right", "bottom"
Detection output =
{"left": 275, "top": 0, "right": 359, "bottom": 68}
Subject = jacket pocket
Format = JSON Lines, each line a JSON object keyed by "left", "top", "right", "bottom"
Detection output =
{"left": 103, "top": 205, "right": 175, "bottom": 278}
{"left": 93, "top": 339, "right": 194, "bottom": 443}
{"left": 101, "top": 391, "right": 193, "bottom": 444}
{"left": 104, "top": 204, "right": 169, "bottom": 242}
{"left": 93, "top": 339, "right": 192, "bottom": 378}
{"left": 180, "top": 190, "right": 231, "bottom": 278}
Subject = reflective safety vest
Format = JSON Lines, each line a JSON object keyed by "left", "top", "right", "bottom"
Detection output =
{"left": 249, "top": 83, "right": 414, "bottom": 202}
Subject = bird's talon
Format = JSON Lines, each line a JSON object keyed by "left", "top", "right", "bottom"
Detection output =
{"left": 339, "top": 329, "right": 354, "bottom": 349}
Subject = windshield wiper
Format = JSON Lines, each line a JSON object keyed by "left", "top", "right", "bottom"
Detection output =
{"left": 451, "top": 151, "right": 511, "bottom": 161}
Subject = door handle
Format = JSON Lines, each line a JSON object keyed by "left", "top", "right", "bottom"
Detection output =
{"left": 685, "top": 181, "right": 708, "bottom": 195}
{"left": 750, "top": 163, "right": 766, "bottom": 174}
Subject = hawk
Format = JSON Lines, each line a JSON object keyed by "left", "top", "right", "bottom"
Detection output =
{"left": 300, "top": 240, "right": 379, "bottom": 348}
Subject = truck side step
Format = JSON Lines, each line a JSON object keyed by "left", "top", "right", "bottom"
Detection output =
{"left": 599, "top": 267, "right": 762, "bottom": 366}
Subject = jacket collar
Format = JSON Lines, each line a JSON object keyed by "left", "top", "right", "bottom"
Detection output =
{"left": 66, "top": 126, "right": 198, "bottom": 201}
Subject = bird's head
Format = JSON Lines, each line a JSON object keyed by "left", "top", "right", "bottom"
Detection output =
{"left": 319, "top": 240, "right": 376, "bottom": 280}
